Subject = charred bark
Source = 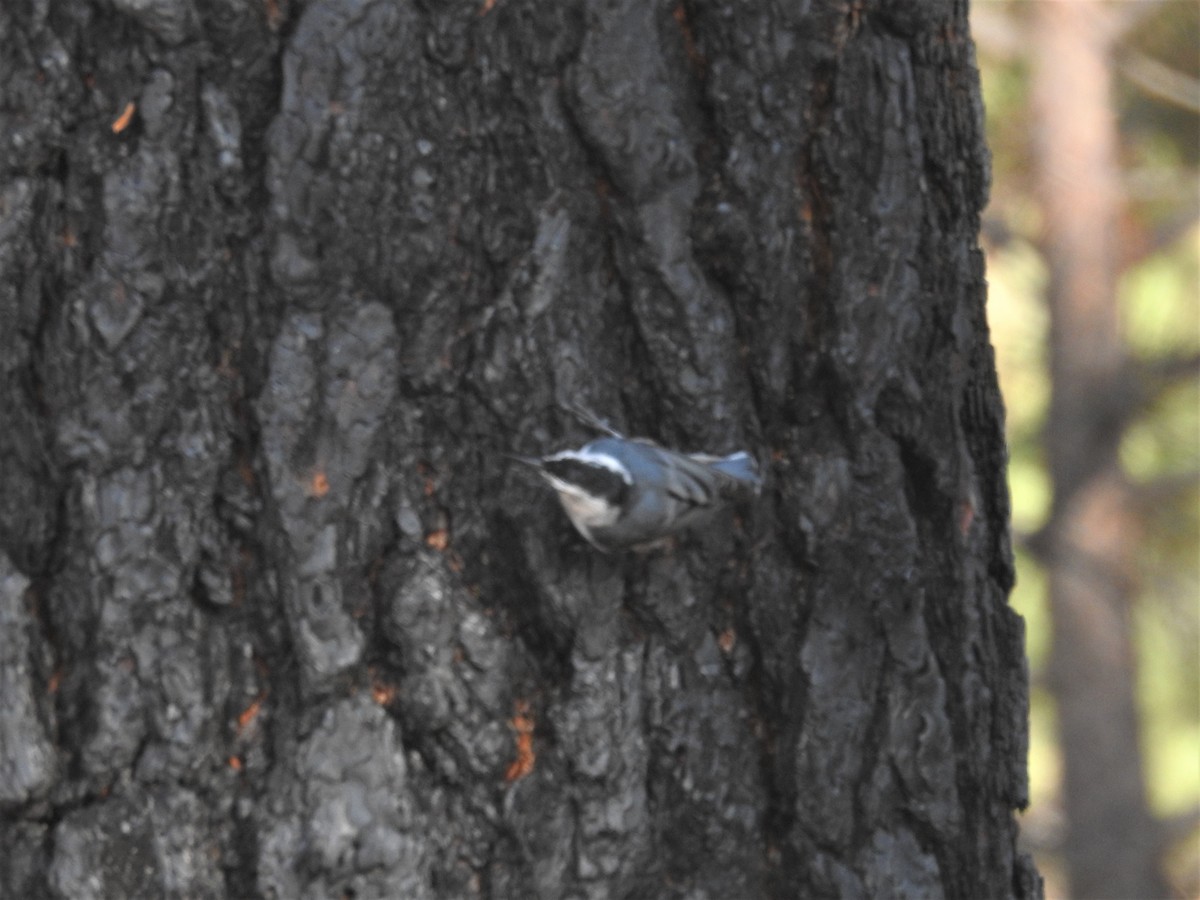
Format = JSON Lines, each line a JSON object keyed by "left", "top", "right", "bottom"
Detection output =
{"left": 0, "top": 1, "right": 1037, "bottom": 897}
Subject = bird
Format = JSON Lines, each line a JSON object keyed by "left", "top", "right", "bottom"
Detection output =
{"left": 513, "top": 416, "right": 762, "bottom": 551}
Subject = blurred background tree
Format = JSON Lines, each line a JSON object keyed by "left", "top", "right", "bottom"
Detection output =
{"left": 972, "top": 1, "right": 1199, "bottom": 896}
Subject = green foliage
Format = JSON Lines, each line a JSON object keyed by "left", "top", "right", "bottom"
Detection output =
{"left": 975, "top": 1, "right": 1200, "bottom": 890}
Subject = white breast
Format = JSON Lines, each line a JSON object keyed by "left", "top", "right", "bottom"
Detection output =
{"left": 546, "top": 477, "right": 622, "bottom": 534}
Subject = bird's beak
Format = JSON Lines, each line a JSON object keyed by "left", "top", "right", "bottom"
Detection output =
{"left": 505, "top": 453, "right": 545, "bottom": 473}
{"left": 507, "top": 454, "right": 551, "bottom": 490}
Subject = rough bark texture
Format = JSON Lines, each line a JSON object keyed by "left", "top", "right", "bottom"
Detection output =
{"left": 0, "top": 1, "right": 1039, "bottom": 898}
{"left": 1030, "top": 5, "right": 1169, "bottom": 898}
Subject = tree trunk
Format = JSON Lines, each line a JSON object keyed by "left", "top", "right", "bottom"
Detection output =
{"left": 0, "top": 1, "right": 1039, "bottom": 897}
{"left": 1030, "top": 4, "right": 1169, "bottom": 897}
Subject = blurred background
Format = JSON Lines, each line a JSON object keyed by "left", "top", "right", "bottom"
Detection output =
{"left": 970, "top": 1, "right": 1199, "bottom": 897}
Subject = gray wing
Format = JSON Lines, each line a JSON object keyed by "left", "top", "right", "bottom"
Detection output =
{"left": 644, "top": 446, "right": 740, "bottom": 532}
{"left": 659, "top": 450, "right": 720, "bottom": 507}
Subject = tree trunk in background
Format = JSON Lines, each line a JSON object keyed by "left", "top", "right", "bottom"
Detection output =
{"left": 1, "top": 1, "right": 1039, "bottom": 897}
{"left": 1030, "top": 4, "right": 1168, "bottom": 898}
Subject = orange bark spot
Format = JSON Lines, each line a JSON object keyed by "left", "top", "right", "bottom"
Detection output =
{"left": 425, "top": 529, "right": 449, "bottom": 551}
{"left": 111, "top": 102, "right": 135, "bottom": 133}
{"left": 478, "top": 0, "right": 495, "bottom": 14}
{"left": 236, "top": 691, "right": 267, "bottom": 736}
{"left": 672, "top": 3, "right": 705, "bottom": 70}
{"left": 228, "top": 755, "right": 243, "bottom": 772}
{"left": 717, "top": 627, "right": 736, "bottom": 654}
{"left": 371, "top": 671, "right": 397, "bottom": 706}
{"left": 231, "top": 547, "right": 252, "bottom": 608}
{"left": 309, "top": 470, "right": 330, "bottom": 497}
{"left": 505, "top": 700, "right": 535, "bottom": 782}
{"left": 958, "top": 499, "right": 976, "bottom": 535}
{"left": 48, "top": 667, "right": 64, "bottom": 694}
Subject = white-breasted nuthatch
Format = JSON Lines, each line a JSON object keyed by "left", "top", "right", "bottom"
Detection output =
{"left": 514, "top": 417, "right": 762, "bottom": 551}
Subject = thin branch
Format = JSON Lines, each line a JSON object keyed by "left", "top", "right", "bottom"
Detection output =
{"left": 1145, "top": 351, "right": 1200, "bottom": 384}
{"left": 1132, "top": 351, "right": 1200, "bottom": 407}
{"left": 1118, "top": 49, "right": 1200, "bottom": 113}
{"left": 1119, "top": 205, "right": 1200, "bottom": 272}
{"left": 1158, "top": 806, "right": 1200, "bottom": 855}
{"left": 1127, "top": 470, "right": 1200, "bottom": 510}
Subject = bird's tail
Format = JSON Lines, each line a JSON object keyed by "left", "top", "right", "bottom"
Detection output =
{"left": 708, "top": 451, "right": 763, "bottom": 494}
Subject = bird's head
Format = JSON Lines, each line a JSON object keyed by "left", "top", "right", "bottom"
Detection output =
{"left": 519, "top": 448, "right": 632, "bottom": 532}
{"left": 540, "top": 449, "right": 631, "bottom": 528}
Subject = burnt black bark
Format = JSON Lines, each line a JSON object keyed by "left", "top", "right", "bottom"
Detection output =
{"left": 0, "top": 0, "right": 1039, "bottom": 897}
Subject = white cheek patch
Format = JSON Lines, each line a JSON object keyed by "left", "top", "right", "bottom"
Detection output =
{"left": 545, "top": 476, "right": 622, "bottom": 527}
